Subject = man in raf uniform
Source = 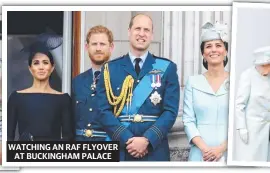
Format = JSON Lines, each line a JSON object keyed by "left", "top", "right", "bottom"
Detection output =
{"left": 72, "top": 25, "right": 114, "bottom": 141}
{"left": 96, "top": 14, "right": 180, "bottom": 160}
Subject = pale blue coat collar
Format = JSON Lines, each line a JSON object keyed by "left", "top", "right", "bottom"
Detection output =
{"left": 190, "top": 74, "right": 229, "bottom": 96}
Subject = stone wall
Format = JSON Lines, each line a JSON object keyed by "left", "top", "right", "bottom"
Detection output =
{"left": 168, "top": 116, "right": 190, "bottom": 161}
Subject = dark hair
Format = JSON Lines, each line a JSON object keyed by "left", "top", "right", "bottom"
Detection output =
{"left": 200, "top": 41, "right": 229, "bottom": 70}
{"left": 28, "top": 50, "right": 54, "bottom": 67}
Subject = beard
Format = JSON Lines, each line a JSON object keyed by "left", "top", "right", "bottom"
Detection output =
{"left": 89, "top": 52, "right": 110, "bottom": 65}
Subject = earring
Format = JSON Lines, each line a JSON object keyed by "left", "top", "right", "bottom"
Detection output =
{"left": 203, "top": 59, "right": 207, "bottom": 63}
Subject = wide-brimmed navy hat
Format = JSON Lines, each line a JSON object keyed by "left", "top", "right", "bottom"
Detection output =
{"left": 21, "top": 33, "right": 62, "bottom": 53}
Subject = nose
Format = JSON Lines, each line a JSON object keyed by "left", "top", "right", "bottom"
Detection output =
{"left": 96, "top": 43, "right": 102, "bottom": 51}
{"left": 138, "top": 29, "right": 145, "bottom": 36}
{"left": 38, "top": 63, "right": 44, "bottom": 70}
{"left": 211, "top": 45, "right": 217, "bottom": 52}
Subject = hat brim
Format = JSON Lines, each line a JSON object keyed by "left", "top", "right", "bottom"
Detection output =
{"left": 37, "top": 33, "right": 63, "bottom": 50}
{"left": 20, "top": 33, "right": 63, "bottom": 52}
{"left": 254, "top": 60, "right": 270, "bottom": 65}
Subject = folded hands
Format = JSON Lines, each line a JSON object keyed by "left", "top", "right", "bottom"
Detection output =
{"left": 126, "top": 137, "right": 149, "bottom": 158}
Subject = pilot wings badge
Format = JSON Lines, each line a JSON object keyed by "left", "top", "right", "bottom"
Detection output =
{"left": 149, "top": 69, "right": 163, "bottom": 74}
{"left": 150, "top": 91, "right": 162, "bottom": 105}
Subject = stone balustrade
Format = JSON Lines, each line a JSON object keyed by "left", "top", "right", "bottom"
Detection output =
{"left": 168, "top": 115, "right": 190, "bottom": 161}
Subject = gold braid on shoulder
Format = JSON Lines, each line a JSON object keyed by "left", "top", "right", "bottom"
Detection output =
{"left": 104, "top": 63, "right": 134, "bottom": 117}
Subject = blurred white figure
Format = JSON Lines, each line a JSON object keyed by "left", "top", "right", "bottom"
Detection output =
{"left": 235, "top": 46, "right": 270, "bottom": 161}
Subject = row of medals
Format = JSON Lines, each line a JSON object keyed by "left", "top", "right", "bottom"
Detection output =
{"left": 150, "top": 74, "right": 162, "bottom": 106}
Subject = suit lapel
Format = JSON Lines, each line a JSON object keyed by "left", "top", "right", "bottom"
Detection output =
{"left": 83, "top": 69, "right": 94, "bottom": 93}
{"left": 192, "top": 75, "right": 229, "bottom": 96}
{"left": 216, "top": 78, "right": 229, "bottom": 96}
{"left": 121, "top": 54, "right": 137, "bottom": 79}
{"left": 192, "top": 75, "right": 215, "bottom": 95}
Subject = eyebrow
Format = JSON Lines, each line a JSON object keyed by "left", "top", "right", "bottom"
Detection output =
{"left": 138, "top": 26, "right": 151, "bottom": 30}
{"left": 32, "top": 59, "right": 49, "bottom": 62}
{"left": 205, "top": 42, "right": 222, "bottom": 46}
{"left": 90, "top": 41, "right": 107, "bottom": 44}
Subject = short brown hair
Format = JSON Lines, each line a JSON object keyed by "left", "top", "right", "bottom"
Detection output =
{"left": 86, "top": 25, "right": 114, "bottom": 44}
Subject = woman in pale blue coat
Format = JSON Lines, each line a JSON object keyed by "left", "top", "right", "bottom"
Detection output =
{"left": 183, "top": 22, "right": 229, "bottom": 162}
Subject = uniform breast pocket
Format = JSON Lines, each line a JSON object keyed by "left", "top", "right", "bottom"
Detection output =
{"left": 75, "top": 97, "right": 87, "bottom": 118}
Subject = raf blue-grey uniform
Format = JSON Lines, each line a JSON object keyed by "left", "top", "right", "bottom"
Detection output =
{"left": 95, "top": 52, "right": 180, "bottom": 161}
{"left": 72, "top": 69, "right": 108, "bottom": 141}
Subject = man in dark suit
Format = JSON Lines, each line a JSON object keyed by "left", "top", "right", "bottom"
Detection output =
{"left": 72, "top": 25, "right": 114, "bottom": 141}
{"left": 96, "top": 14, "right": 180, "bottom": 161}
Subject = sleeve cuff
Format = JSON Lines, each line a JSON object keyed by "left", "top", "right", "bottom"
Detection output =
{"left": 112, "top": 125, "right": 134, "bottom": 147}
{"left": 143, "top": 125, "right": 163, "bottom": 150}
{"left": 184, "top": 123, "right": 201, "bottom": 145}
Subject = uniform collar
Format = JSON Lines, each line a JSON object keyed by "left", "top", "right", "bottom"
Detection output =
{"left": 92, "top": 68, "right": 101, "bottom": 77}
{"left": 82, "top": 69, "right": 94, "bottom": 92}
{"left": 121, "top": 52, "right": 155, "bottom": 79}
{"left": 128, "top": 51, "right": 149, "bottom": 64}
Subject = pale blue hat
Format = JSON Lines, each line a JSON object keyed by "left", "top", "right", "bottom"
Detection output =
{"left": 200, "top": 22, "right": 229, "bottom": 44}
{"left": 253, "top": 46, "right": 270, "bottom": 65}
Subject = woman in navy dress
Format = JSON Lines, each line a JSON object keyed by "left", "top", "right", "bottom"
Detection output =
{"left": 7, "top": 42, "right": 74, "bottom": 141}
